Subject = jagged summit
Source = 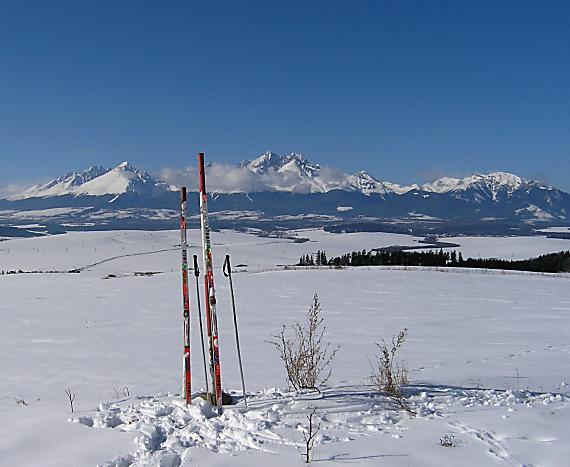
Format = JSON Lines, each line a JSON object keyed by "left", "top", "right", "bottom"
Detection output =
{"left": 236, "top": 153, "right": 555, "bottom": 207}
{"left": 10, "top": 162, "right": 168, "bottom": 200}
{"left": 239, "top": 152, "right": 420, "bottom": 196}
{"left": 74, "top": 161, "right": 168, "bottom": 198}
{"left": 422, "top": 172, "right": 523, "bottom": 194}
{"left": 419, "top": 171, "right": 549, "bottom": 203}
{"left": 240, "top": 151, "right": 320, "bottom": 177}
{"left": 12, "top": 165, "right": 111, "bottom": 199}
{"left": 348, "top": 171, "right": 390, "bottom": 195}
{"left": 348, "top": 171, "right": 418, "bottom": 196}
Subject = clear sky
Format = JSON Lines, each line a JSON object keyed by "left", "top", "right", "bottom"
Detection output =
{"left": 1, "top": 0, "right": 568, "bottom": 191}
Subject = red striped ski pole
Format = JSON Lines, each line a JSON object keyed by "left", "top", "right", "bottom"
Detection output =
{"left": 197, "top": 152, "right": 223, "bottom": 414}
{"left": 180, "top": 187, "right": 191, "bottom": 404}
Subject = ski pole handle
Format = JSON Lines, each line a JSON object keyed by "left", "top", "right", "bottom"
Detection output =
{"left": 193, "top": 254, "right": 200, "bottom": 277}
{"left": 223, "top": 254, "right": 231, "bottom": 277}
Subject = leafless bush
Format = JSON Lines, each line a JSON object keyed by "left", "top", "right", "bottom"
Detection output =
{"left": 269, "top": 294, "right": 339, "bottom": 392}
{"left": 302, "top": 407, "right": 320, "bottom": 463}
{"left": 65, "top": 388, "right": 76, "bottom": 413}
{"left": 373, "top": 328, "right": 414, "bottom": 414}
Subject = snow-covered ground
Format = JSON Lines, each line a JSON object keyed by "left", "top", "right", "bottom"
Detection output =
{"left": 537, "top": 226, "right": 570, "bottom": 233}
{"left": 444, "top": 234, "right": 570, "bottom": 260}
{"left": 1, "top": 229, "right": 570, "bottom": 466}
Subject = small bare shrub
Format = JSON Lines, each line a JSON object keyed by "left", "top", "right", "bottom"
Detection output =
{"left": 269, "top": 294, "right": 339, "bottom": 392}
{"left": 373, "top": 328, "right": 414, "bottom": 413}
{"left": 374, "top": 328, "right": 408, "bottom": 395}
{"left": 302, "top": 407, "right": 320, "bottom": 463}
{"left": 65, "top": 388, "right": 76, "bottom": 413}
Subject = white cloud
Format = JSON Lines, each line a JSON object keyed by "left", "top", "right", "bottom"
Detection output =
{"left": 156, "top": 163, "right": 312, "bottom": 193}
{"left": 0, "top": 183, "right": 35, "bottom": 199}
{"left": 317, "top": 165, "right": 353, "bottom": 188}
{"left": 155, "top": 162, "right": 358, "bottom": 194}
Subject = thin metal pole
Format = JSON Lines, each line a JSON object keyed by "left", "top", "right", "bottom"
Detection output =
{"left": 223, "top": 254, "right": 247, "bottom": 408}
{"left": 193, "top": 254, "right": 210, "bottom": 396}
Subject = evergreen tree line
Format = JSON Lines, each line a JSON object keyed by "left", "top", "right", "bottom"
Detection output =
{"left": 298, "top": 249, "right": 570, "bottom": 273}
{"left": 298, "top": 250, "right": 328, "bottom": 266}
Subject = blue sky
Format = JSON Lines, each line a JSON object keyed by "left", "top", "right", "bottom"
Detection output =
{"left": 1, "top": 0, "right": 568, "bottom": 191}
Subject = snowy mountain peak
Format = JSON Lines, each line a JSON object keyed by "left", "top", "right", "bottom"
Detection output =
{"left": 349, "top": 171, "right": 390, "bottom": 195}
{"left": 483, "top": 171, "right": 523, "bottom": 188}
{"left": 238, "top": 152, "right": 422, "bottom": 196}
{"left": 383, "top": 181, "right": 419, "bottom": 195}
{"left": 351, "top": 171, "right": 418, "bottom": 195}
{"left": 279, "top": 153, "right": 320, "bottom": 178}
{"left": 11, "top": 165, "right": 111, "bottom": 200}
{"left": 241, "top": 151, "right": 319, "bottom": 177}
{"left": 420, "top": 171, "right": 533, "bottom": 203}
{"left": 240, "top": 151, "right": 282, "bottom": 173}
{"left": 354, "top": 170, "right": 375, "bottom": 180}
{"left": 73, "top": 162, "right": 168, "bottom": 198}
{"left": 422, "top": 171, "right": 524, "bottom": 194}
{"left": 10, "top": 162, "right": 167, "bottom": 200}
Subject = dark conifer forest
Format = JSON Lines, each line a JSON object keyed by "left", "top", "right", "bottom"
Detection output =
{"left": 298, "top": 249, "right": 570, "bottom": 273}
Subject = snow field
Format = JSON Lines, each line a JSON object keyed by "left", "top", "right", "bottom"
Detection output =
{"left": 2, "top": 228, "right": 570, "bottom": 273}
{"left": 1, "top": 229, "right": 570, "bottom": 466}
{"left": 73, "top": 386, "right": 566, "bottom": 467}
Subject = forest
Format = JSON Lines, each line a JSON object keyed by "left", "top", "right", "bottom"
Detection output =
{"left": 298, "top": 249, "right": 570, "bottom": 273}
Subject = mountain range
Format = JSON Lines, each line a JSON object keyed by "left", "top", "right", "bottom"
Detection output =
{"left": 1, "top": 152, "right": 569, "bottom": 236}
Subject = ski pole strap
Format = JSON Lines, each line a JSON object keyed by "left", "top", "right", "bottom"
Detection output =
{"left": 223, "top": 254, "right": 231, "bottom": 277}
{"left": 193, "top": 254, "right": 200, "bottom": 277}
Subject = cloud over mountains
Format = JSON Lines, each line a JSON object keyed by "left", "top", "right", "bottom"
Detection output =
{"left": 157, "top": 152, "right": 358, "bottom": 194}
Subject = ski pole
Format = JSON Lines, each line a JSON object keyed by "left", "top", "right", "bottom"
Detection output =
{"left": 194, "top": 254, "right": 210, "bottom": 399}
{"left": 223, "top": 254, "right": 247, "bottom": 408}
{"left": 180, "top": 187, "right": 191, "bottom": 404}
{"left": 198, "top": 152, "right": 223, "bottom": 414}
